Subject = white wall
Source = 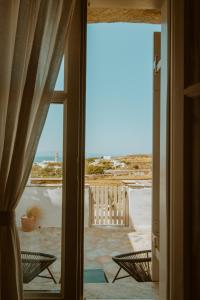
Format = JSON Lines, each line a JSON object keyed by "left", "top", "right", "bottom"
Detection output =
{"left": 128, "top": 187, "right": 152, "bottom": 232}
{"left": 16, "top": 185, "right": 91, "bottom": 228}
{"left": 16, "top": 185, "right": 152, "bottom": 231}
{"left": 16, "top": 186, "right": 62, "bottom": 227}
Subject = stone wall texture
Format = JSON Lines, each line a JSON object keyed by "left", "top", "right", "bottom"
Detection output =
{"left": 88, "top": 8, "right": 161, "bottom": 24}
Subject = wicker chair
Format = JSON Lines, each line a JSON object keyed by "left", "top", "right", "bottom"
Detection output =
{"left": 112, "top": 250, "right": 152, "bottom": 283}
{"left": 21, "top": 251, "right": 57, "bottom": 284}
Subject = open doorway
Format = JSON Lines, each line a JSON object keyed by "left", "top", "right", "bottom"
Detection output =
{"left": 63, "top": 1, "right": 171, "bottom": 299}
{"left": 84, "top": 22, "right": 161, "bottom": 299}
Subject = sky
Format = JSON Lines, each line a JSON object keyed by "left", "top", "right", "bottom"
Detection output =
{"left": 36, "top": 23, "right": 161, "bottom": 159}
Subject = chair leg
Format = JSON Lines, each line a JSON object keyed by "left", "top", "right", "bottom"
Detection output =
{"left": 112, "top": 267, "right": 122, "bottom": 283}
{"left": 47, "top": 267, "right": 57, "bottom": 284}
{"left": 104, "top": 271, "right": 109, "bottom": 283}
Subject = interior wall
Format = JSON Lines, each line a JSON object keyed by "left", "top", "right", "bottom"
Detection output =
{"left": 184, "top": 99, "right": 200, "bottom": 299}
{"left": 184, "top": 0, "right": 200, "bottom": 299}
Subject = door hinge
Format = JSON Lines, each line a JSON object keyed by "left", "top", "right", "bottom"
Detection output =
{"left": 154, "top": 55, "right": 161, "bottom": 74}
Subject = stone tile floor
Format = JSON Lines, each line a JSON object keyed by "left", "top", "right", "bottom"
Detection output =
{"left": 19, "top": 226, "right": 158, "bottom": 299}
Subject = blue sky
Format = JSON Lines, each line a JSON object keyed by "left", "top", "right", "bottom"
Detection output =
{"left": 36, "top": 23, "right": 161, "bottom": 158}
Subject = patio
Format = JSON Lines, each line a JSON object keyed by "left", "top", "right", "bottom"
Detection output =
{"left": 19, "top": 226, "right": 158, "bottom": 299}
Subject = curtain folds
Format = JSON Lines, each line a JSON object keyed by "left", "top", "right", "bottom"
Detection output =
{"left": 0, "top": 1, "right": 75, "bottom": 299}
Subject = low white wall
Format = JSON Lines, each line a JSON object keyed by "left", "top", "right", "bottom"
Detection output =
{"left": 128, "top": 187, "right": 152, "bottom": 232}
{"left": 16, "top": 185, "right": 152, "bottom": 231}
{"left": 16, "top": 185, "right": 91, "bottom": 228}
{"left": 16, "top": 186, "right": 63, "bottom": 227}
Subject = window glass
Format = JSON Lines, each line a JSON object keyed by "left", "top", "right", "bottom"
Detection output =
{"left": 54, "top": 58, "right": 64, "bottom": 91}
{"left": 17, "top": 104, "right": 63, "bottom": 292}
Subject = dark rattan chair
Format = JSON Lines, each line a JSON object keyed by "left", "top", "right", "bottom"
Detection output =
{"left": 21, "top": 251, "right": 57, "bottom": 284}
{"left": 112, "top": 249, "right": 152, "bottom": 283}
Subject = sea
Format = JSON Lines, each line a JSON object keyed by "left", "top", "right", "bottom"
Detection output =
{"left": 34, "top": 152, "right": 139, "bottom": 163}
{"left": 34, "top": 156, "right": 62, "bottom": 163}
{"left": 34, "top": 153, "right": 104, "bottom": 163}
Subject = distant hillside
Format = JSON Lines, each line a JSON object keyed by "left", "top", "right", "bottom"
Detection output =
{"left": 85, "top": 154, "right": 152, "bottom": 184}
{"left": 116, "top": 154, "right": 152, "bottom": 170}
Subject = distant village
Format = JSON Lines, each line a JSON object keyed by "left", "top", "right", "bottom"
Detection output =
{"left": 30, "top": 153, "right": 152, "bottom": 185}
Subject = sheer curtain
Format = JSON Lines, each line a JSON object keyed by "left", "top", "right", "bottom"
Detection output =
{"left": 0, "top": 1, "right": 75, "bottom": 299}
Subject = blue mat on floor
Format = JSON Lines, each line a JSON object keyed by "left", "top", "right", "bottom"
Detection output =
{"left": 84, "top": 269, "right": 108, "bottom": 283}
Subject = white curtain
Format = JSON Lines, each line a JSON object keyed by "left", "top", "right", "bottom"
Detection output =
{"left": 0, "top": 1, "right": 75, "bottom": 299}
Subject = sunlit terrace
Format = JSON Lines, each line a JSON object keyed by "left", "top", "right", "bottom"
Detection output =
{"left": 17, "top": 180, "right": 158, "bottom": 299}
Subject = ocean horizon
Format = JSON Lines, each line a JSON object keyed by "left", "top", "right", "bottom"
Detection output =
{"left": 34, "top": 154, "right": 103, "bottom": 163}
{"left": 34, "top": 152, "right": 106, "bottom": 162}
{"left": 34, "top": 155, "right": 62, "bottom": 163}
{"left": 34, "top": 152, "right": 152, "bottom": 163}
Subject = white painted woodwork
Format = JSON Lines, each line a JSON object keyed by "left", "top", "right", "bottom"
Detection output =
{"left": 152, "top": 31, "right": 161, "bottom": 282}
{"left": 90, "top": 186, "right": 129, "bottom": 226}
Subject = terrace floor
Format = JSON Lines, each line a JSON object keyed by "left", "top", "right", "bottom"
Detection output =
{"left": 19, "top": 226, "right": 158, "bottom": 299}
